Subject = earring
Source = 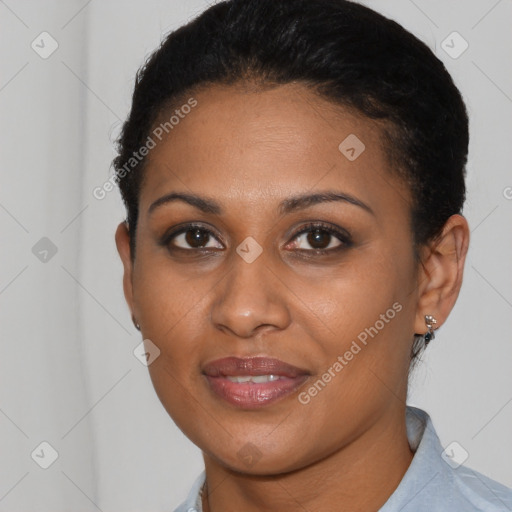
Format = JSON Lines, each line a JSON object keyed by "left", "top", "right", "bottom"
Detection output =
{"left": 424, "top": 315, "right": 437, "bottom": 345}
{"left": 132, "top": 314, "right": 141, "bottom": 331}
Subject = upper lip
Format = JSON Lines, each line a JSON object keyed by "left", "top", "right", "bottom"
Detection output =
{"left": 202, "top": 357, "right": 310, "bottom": 378}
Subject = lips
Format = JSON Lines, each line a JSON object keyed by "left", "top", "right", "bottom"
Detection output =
{"left": 202, "top": 356, "right": 309, "bottom": 378}
{"left": 202, "top": 357, "right": 310, "bottom": 408}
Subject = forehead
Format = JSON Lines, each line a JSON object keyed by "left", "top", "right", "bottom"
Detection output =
{"left": 139, "top": 83, "right": 410, "bottom": 220}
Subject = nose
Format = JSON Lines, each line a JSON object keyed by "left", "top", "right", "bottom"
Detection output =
{"left": 210, "top": 252, "right": 291, "bottom": 339}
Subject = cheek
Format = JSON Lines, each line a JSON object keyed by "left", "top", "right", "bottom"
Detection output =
{"left": 288, "top": 247, "right": 416, "bottom": 409}
{"left": 132, "top": 250, "right": 208, "bottom": 335}
{"left": 290, "top": 250, "right": 412, "bottom": 344}
{"left": 131, "top": 255, "right": 212, "bottom": 406}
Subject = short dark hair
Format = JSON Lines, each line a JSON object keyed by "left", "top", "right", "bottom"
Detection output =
{"left": 113, "top": 0, "right": 468, "bottom": 259}
{"left": 113, "top": 1, "right": 469, "bottom": 363}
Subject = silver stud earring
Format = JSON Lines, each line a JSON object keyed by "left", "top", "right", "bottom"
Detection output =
{"left": 424, "top": 315, "right": 437, "bottom": 345}
{"left": 132, "top": 314, "right": 141, "bottom": 331}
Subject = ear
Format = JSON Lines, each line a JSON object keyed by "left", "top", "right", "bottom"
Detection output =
{"left": 414, "top": 214, "right": 470, "bottom": 336}
{"left": 115, "top": 221, "right": 136, "bottom": 319}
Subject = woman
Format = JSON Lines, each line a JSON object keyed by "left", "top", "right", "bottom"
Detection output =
{"left": 112, "top": 0, "right": 512, "bottom": 510}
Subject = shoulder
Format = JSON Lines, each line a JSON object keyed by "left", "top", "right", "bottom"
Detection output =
{"left": 450, "top": 463, "right": 512, "bottom": 511}
{"left": 381, "top": 406, "right": 512, "bottom": 511}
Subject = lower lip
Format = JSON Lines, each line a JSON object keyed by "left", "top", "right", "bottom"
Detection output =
{"left": 204, "top": 375, "right": 309, "bottom": 409}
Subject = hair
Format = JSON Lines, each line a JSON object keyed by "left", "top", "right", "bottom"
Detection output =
{"left": 112, "top": 0, "right": 469, "bottom": 362}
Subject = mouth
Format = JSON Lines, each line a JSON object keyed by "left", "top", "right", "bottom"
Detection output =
{"left": 202, "top": 356, "right": 311, "bottom": 409}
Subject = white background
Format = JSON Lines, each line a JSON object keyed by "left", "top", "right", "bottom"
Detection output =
{"left": 1, "top": 0, "right": 511, "bottom": 510}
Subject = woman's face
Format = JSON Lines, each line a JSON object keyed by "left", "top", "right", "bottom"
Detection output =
{"left": 118, "top": 83, "right": 425, "bottom": 474}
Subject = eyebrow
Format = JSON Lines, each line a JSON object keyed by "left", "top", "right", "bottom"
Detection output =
{"left": 147, "top": 190, "right": 374, "bottom": 217}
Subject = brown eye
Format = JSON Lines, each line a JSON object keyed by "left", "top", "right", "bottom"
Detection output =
{"left": 165, "top": 225, "right": 223, "bottom": 250}
{"left": 184, "top": 227, "right": 211, "bottom": 248}
{"left": 306, "top": 228, "right": 336, "bottom": 250}
{"left": 287, "top": 222, "right": 352, "bottom": 254}
{"left": 293, "top": 228, "right": 341, "bottom": 251}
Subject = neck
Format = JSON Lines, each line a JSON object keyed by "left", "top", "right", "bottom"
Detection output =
{"left": 201, "top": 406, "right": 414, "bottom": 512}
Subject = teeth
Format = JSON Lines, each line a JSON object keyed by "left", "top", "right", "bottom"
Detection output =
{"left": 225, "top": 375, "right": 282, "bottom": 384}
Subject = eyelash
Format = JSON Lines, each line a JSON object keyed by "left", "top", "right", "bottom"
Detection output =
{"left": 160, "top": 221, "right": 353, "bottom": 256}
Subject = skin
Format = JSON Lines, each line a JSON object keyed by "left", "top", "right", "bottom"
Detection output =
{"left": 115, "top": 83, "right": 469, "bottom": 512}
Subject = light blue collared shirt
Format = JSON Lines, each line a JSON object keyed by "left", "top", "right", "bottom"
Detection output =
{"left": 174, "top": 406, "right": 512, "bottom": 511}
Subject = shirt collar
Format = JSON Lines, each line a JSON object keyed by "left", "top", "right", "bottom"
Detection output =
{"left": 379, "top": 405, "right": 450, "bottom": 511}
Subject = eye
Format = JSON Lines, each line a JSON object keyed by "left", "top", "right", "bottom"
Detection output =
{"left": 286, "top": 222, "right": 352, "bottom": 254}
{"left": 162, "top": 223, "right": 223, "bottom": 251}
{"left": 161, "top": 221, "right": 352, "bottom": 256}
